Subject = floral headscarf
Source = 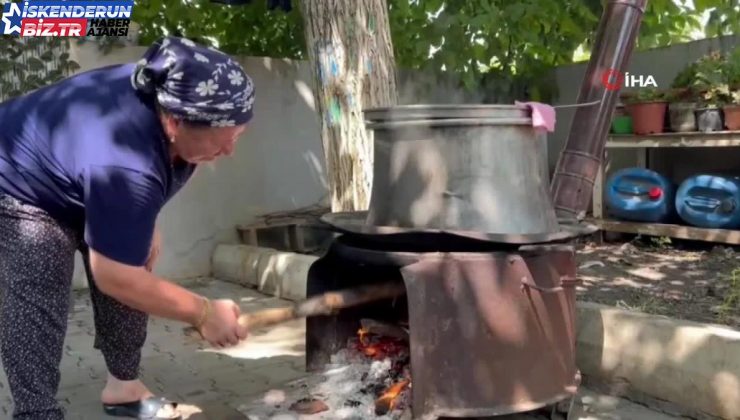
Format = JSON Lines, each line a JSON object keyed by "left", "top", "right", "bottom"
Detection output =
{"left": 131, "top": 36, "right": 255, "bottom": 127}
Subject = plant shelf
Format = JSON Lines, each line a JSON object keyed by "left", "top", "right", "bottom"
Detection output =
{"left": 591, "top": 130, "right": 740, "bottom": 244}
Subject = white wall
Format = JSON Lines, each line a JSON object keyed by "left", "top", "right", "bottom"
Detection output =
{"left": 68, "top": 43, "right": 328, "bottom": 287}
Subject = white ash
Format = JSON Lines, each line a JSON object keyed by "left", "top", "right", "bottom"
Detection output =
{"left": 238, "top": 349, "right": 410, "bottom": 420}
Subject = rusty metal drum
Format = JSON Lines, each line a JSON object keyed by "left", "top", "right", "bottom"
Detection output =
{"left": 304, "top": 236, "right": 581, "bottom": 419}
{"left": 363, "top": 104, "right": 559, "bottom": 237}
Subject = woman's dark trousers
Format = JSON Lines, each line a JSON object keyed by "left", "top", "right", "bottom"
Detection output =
{"left": 0, "top": 194, "right": 148, "bottom": 419}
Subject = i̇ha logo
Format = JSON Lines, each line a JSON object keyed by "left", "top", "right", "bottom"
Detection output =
{"left": 601, "top": 68, "right": 658, "bottom": 91}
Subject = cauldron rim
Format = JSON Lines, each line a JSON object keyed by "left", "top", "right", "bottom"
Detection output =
{"left": 320, "top": 211, "right": 597, "bottom": 245}
{"left": 363, "top": 104, "right": 533, "bottom": 124}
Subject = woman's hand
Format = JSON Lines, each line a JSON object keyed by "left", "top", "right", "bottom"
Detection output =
{"left": 145, "top": 228, "right": 162, "bottom": 272}
{"left": 198, "top": 299, "right": 249, "bottom": 348}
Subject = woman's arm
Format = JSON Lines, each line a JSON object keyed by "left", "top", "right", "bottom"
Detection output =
{"left": 81, "top": 165, "right": 247, "bottom": 346}
{"left": 89, "top": 249, "right": 248, "bottom": 347}
{"left": 89, "top": 249, "right": 204, "bottom": 325}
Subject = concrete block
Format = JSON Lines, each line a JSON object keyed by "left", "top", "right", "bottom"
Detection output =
{"left": 255, "top": 251, "right": 317, "bottom": 301}
{"left": 576, "top": 302, "right": 740, "bottom": 419}
{"left": 212, "top": 245, "right": 316, "bottom": 301}
{"left": 212, "top": 244, "right": 277, "bottom": 287}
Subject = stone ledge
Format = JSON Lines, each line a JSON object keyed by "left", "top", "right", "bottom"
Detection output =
{"left": 212, "top": 244, "right": 740, "bottom": 419}
{"left": 212, "top": 244, "right": 315, "bottom": 301}
{"left": 577, "top": 302, "right": 739, "bottom": 419}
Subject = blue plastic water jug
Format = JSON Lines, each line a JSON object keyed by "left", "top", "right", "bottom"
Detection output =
{"left": 675, "top": 174, "right": 740, "bottom": 229}
{"left": 605, "top": 168, "right": 675, "bottom": 223}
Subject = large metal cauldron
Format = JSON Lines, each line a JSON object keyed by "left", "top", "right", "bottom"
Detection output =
{"left": 363, "top": 105, "right": 558, "bottom": 237}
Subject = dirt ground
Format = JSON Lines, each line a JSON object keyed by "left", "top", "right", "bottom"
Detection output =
{"left": 574, "top": 236, "right": 740, "bottom": 329}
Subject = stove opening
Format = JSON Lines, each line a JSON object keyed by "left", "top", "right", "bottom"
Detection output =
{"left": 305, "top": 243, "right": 409, "bottom": 371}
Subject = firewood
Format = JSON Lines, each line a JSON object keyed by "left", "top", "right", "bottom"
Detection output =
{"left": 360, "top": 318, "right": 409, "bottom": 342}
{"left": 183, "top": 282, "right": 406, "bottom": 340}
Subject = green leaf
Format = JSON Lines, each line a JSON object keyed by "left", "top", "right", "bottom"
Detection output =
{"left": 27, "top": 57, "right": 46, "bottom": 72}
{"left": 66, "top": 61, "right": 81, "bottom": 73}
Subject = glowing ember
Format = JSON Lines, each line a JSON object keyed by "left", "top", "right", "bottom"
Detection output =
{"left": 375, "top": 379, "right": 411, "bottom": 415}
{"left": 238, "top": 321, "right": 412, "bottom": 419}
{"left": 351, "top": 327, "right": 409, "bottom": 361}
{"left": 348, "top": 325, "right": 412, "bottom": 416}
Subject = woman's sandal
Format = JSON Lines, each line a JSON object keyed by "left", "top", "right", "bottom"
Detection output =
{"left": 102, "top": 396, "right": 182, "bottom": 419}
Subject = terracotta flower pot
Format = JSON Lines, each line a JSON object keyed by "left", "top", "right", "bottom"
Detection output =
{"left": 724, "top": 104, "right": 740, "bottom": 130}
{"left": 626, "top": 101, "right": 668, "bottom": 135}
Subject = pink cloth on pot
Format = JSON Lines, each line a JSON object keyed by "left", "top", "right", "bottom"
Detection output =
{"left": 515, "top": 101, "right": 556, "bottom": 133}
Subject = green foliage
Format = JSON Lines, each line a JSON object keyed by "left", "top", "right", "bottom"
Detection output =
{"left": 131, "top": 0, "right": 304, "bottom": 59}
{"left": 727, "top": 47, "right": 740, "bottom": 88}
{"left": 635, "top": 0, "right": 704, "bottom": 50}
{"left": 698, "top": 0, "right": 740, "bottom": 38}
{"left": 128, "top": 0, "right": 740, "bottom": 103}
{"left": 667, "top": 59, "right": 702, "bottom": 102}
{"left": 693, "top": 50, "right": 727, "bottom": 89}
{"left": 700, "top": 83, "right": 731, "bottom": 107}
{"left": 717, "top": 267, "right": 740, "bottom": 323}
{"left": 388, "top": 0, "right": 599, "bottom": 101}
{"left": 686, "top": 49, "right": 738, "bottom": 106}
{"left": 731, "top": 89, "right": 740, "bottom": 104}
{"left": 671, "top": 62, "right": 699, "bottom": 89}
{"left": 621, "top": 87, "right": 668, "bottom": 104}
{"left": 664, "top": 47, "right": 740, "bottom": 105}
{"left": 0, "top": 38, "right": 80, "bottom": 100}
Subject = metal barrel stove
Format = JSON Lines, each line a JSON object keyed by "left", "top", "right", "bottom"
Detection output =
{"left": 312, "top": 105, "right": 583, "bottom": 419}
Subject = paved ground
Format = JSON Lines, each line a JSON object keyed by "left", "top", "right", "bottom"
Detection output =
{"left": 0, "top": 279, "right": 684, "bottom": 419}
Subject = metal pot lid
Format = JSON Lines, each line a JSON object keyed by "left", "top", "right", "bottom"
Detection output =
{"left": 363, "top": 104, "right": 531, "bottom": 122}
{"left": 320, "top": 211, "right": 597, "bottom": 245}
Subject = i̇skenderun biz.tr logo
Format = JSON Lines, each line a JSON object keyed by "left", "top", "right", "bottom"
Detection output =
{"left": 2, "top": 1, "right": 133, "bottom": 37}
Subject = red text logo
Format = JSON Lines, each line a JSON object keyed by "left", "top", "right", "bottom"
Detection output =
{"left": 601, "top": 69, "right": 624, "bottom": 91}
{"left": 601, "top": 68, "right": 658, "bottom": 91}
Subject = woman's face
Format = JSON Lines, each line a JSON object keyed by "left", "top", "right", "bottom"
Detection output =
{"left": 174, "top": 123, "right": 247, "bottom": 163}
{"left": 162, "top": 114, "right": 248, "bottom": 164}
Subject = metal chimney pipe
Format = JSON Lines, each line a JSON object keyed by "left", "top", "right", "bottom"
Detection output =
{"left": 550, "top": 0, "right": 648, "bottom": 220}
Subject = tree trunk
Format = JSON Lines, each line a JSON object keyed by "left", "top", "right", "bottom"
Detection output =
{"left": 299, "top": 0, "right": 398, "bottom": 212}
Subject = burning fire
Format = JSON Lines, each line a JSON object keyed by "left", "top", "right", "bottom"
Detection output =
{"left": 354, "top": 327, "right": 407, "bottom": 360}
{"left": 350, "top": 325, "right": 412, "bottom": 416}
{"left": 375, "top": 379, "right": 411, "bottom": 415}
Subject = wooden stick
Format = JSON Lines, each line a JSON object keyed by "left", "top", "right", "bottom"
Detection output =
{"left": 184, "top": 282, "right": 406, "bottom": 339}
{"left": 360, "top": 318, "right": 409, "bottom": 342}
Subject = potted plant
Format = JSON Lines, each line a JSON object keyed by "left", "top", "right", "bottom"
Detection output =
{"left": 695, "top": 83, "right": 730, "bottom": 132}
{"left": 622, "top": 88, "right": 668, "bottom": 135}
{"left": 725, "top": 89, "right": 740, "bottom": 130}
{"left": 667, "top": 62, "right": 699, "bottom": 132}
{"left": 692, "top": 51, "right": 729, "bottom": 132}
{"left": 722, "top": 47, "right": 740, "bottom": 130}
